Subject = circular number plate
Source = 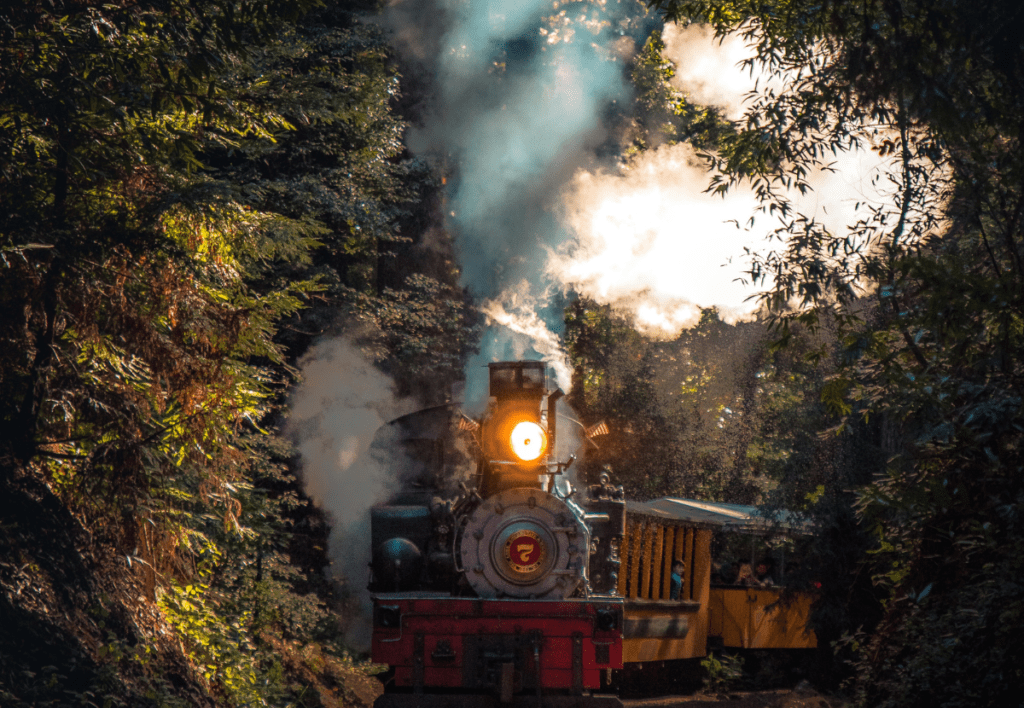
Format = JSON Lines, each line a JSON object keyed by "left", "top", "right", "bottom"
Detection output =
{"left": 504, "top": 529, "right": 544, "bottom": 573}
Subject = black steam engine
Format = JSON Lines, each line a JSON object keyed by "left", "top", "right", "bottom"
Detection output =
{"left": 369, "top": 361, "right": 627, "bottom": 707}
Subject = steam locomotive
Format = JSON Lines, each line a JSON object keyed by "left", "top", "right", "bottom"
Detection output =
{"left": 369, "top": 361, "right": 817, "bottom": 708}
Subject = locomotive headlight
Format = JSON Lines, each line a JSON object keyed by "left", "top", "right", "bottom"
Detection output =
{"left": 510, "top": 421, "right": 547, "bottom": 461}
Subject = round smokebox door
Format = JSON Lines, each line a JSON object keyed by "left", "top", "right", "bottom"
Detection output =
{"left": 460, "top": 487, "right": 589, "bottom": 599}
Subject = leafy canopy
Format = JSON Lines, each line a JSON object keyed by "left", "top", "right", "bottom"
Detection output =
{"left": 649, "top": 0, "right": 1024, "bottom": 698}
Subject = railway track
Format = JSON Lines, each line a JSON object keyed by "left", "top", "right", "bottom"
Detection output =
{"left": 622, "top": 687, "right": 838, "bottom": 708}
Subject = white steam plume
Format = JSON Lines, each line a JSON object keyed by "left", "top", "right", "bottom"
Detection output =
{"left": 384, "top": 0, "right": 647, "bottom": 376}
{"left": 549, "top": 142, "right": 761, "bottom": 333}
{"left": 479, "top": 280, "right": 573, "bottom": 391}
{"left": 548, "top": 137, "right": 896, "bottom": 337}
{"left": 544, "top": 24, "right": 898, "bottom": 338}
{"left": 287, "top": 338, "right": 414, "bottom": 650}
{"left": 661, "top": 23, "right": 774, "bottom": 121}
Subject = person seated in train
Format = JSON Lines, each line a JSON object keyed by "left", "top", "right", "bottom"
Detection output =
{"left": 670, "top": 559, "right": 685, "bottom": 600}
{"left": 735, "top": 563, "right": 757, "bottom": 586}
{"left": 711, "top": 560, "right": 734, "bottom": 586}
{"left": 755, "top": 560, "right": 776, "bottom": 588}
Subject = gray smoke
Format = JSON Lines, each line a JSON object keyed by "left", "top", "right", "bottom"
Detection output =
{"left": 383, "top": 0, "right": 655, "bottom": 380}
{"left": 287, "top": 338, "right": 417, "bottom": 650}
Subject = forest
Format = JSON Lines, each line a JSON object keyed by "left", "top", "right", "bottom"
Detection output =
{"left": 1, "top": 0, "right": 1022, "bottom": 707}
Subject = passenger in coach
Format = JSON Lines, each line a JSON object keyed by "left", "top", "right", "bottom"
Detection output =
{"left": 736, "top": 563, "right": 757, "bottom": 586}
{"left": 670, "top": 559, "right": 685, "bottom": 600}
{"left": 711, "top": 560, "right": 734, "bottom": 585}
{"left": 755, "top": 559, "right": 776, "bottom": 588}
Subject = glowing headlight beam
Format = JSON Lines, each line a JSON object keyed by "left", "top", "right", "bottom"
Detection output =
{"left": 510, "top": 421, "right": 547, "bottom": 462}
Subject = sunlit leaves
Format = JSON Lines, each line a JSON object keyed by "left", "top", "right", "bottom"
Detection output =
{"left": 626, "top": 29, "right": 734, "bottom": 155}
{"left": 649, "top": 0, "right": 1024, "bottom": 697}
{"left": 0, "top": 1, "right": 326, "bottom": 592}
{"left": 0, "top": 2, "right": 443, "bottom": 705}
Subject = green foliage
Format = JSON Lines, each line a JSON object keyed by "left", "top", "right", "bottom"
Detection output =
{"left": 0, "top": 0, "right": 321, "bottom": 506}
{"left": 158, "top": 575, "right": 265, "bottom": 706}
{"left": 346, "top": 273, "right": 479, "bottom": 400}
{"left": 627, "top": 30, "right": 733, "bottom": 155}
{"left": 0, "top": 1, "right": 466, "bottom": 706}
{"left": 701, "top": 651, "right": 744, "bottom": 694}
{"left": 566, "top": 298, "right": 838, "bottom": 504}
{"left": 649, "top": 0, "right": 1024, "bottom": 697}
{"left": 564, "top": 293, "right": 880, "bottom": 681}
{"left": 565, "top": 298, "right": 692, "bottom": 498}
{"left": 850, "top": 544, "right": 1024, "bottom": 708}
{"left": 206, "top": 7, "right": 475, "bottom": 394}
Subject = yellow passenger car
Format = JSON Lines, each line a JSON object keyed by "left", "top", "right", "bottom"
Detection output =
{"left": 618, "top": 498, "right": 817, "bottom": 662}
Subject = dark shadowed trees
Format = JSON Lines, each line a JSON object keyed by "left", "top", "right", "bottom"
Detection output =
{"left": 650, "top": 0, "right": 1024, "bottom": 701}
{"left": 0, "top": 2, "right": 475, "bottom": 705}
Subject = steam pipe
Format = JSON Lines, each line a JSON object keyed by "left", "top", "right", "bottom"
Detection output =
{"left": 547, "top": 388, "right": 564, "bottom": 462}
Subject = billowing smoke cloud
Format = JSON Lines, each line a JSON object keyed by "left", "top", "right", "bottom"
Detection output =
{"left": 384, "top": 0, "right": 656, "bottom": 382}
{"left": 287, "top": 339, "right": 416, "bottom": 649}
{"left": 549, "top": 138, "right": 896, "bottom": 337}
{"left": 545, "top": 23, "right": 897, "bottom": 337}
{"left": 662, "top": 21, "right": 899, "bottom": 247}
{"left": 661, "top": 22, "right": 771, "bottom": 121}
{"left": 549, "top": 142, "right": 762, "bottom": 333}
